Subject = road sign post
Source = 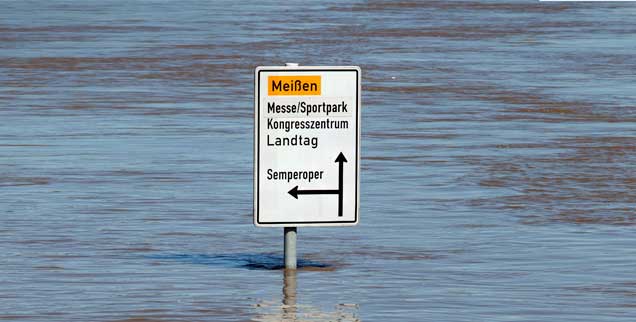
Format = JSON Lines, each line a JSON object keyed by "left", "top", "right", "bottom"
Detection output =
{"left": 284, "top": 226, "right": 297, "bottom": 269}
{"left": 254, "top": 64, "right": 361, "bottom": 269}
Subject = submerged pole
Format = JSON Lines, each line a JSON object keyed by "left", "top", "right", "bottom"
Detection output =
{"left": 283, "top": 62, "right": 299, "bottom": 270}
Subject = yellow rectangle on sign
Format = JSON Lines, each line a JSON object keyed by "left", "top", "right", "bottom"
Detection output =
{"left": 268, "top": 75, "right": 321, "bottom": 95}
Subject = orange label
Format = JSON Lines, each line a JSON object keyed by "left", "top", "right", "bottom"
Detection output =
{"left": 268, "top": 75, "right": 321, "bottom": 95}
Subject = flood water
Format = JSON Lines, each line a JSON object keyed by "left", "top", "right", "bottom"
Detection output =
{"left": 2, "top": 1, "right": 636, "bottom": 321}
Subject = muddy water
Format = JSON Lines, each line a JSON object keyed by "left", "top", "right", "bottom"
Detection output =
{"left": 2, "top": 0, "right": 636, "bottom": 321}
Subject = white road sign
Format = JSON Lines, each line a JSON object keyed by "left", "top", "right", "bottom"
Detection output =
{"left": 254, "top": 66, "right": 361, "bottom": 227}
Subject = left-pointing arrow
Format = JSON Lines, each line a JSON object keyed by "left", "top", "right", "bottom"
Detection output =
{"left": 288, "top": 186, "right": 339, "bottom": 199}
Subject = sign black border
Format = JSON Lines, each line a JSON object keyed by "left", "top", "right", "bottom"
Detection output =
{"left": 255, "top": 68, "right": 359, "bottom": 225}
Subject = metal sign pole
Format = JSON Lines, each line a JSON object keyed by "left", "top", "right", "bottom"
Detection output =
{"left": 284, "top": 226, "right": 297, "bottom": 269}
{"left": 284, "top": 62, "right": 299, "bottom": 270}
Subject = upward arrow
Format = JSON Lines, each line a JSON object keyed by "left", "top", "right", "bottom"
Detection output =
{"left": 288, "top": 152, "right": 347, "bottom": 217}
{"left": 335, "top": 152, "right": 347, "bottom": 217}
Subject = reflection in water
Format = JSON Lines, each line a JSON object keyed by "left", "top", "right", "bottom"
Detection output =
{"left": 283, "top": 269, "right": 298, "bottom": 321}
{"left": 253, "top": 269, "right": 360, "bottom": 322}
